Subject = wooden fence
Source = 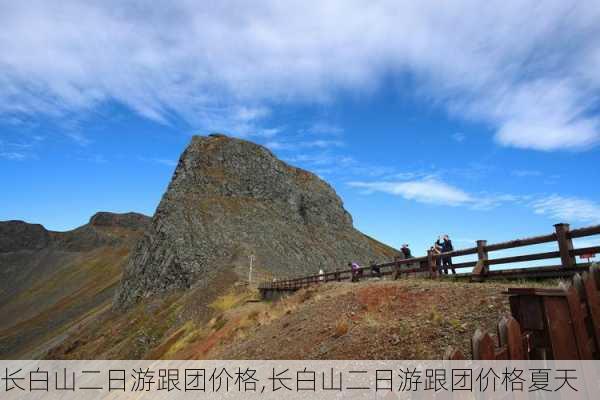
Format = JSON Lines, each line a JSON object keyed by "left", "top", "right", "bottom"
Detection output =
{"left": 259, "top": 223, "right": 600, "bottom": 292}
{"left": 446, "top": 264, "right": 600, "bottom": 360}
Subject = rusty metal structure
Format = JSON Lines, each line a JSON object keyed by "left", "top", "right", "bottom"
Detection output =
{"left": 259, "top": 223, "right": 600, "bottom": 297}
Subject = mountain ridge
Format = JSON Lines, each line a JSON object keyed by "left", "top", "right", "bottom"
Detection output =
{"left": 0, "top": 211, "right": 150, "bottom": 358}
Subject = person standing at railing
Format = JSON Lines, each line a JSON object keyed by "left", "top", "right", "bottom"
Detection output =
{"left": 350, "top": 261, "right": 362, "bottom": 282}
{"left": 401, "top": 244, "right": 413, "bottom": 259}
{"left": 319, "top": 268, "right": 324, "bottom": 281}
{"left": 441, "top": 234, "right": 455, "bottom": 274}
{"left": 370, "top": 260, "right": 381, "bottom": 278}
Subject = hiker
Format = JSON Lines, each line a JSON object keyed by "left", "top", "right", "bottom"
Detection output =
{"left": 319, "top": 268, "right": 324, "bottom": 281}
{"left": 441, "top": 234, "right": 455, "bottom": 274}
{"left": 401, "top": 244, "right": 413, "bottom": 259}
{"left": 370, "top": 260, "right": 381, "bottom": 278}
{"left": 350, "top": 261, "right": 362, "bottom": 282}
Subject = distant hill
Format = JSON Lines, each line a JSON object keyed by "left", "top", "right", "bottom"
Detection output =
{"left": 0, "top": 212, "right": 150, "bottom": 358}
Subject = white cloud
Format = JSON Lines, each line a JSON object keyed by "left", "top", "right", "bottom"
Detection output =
{"left": 532, "top": 195, "right": 600, "bottom": 224}
{"left": 452, "top": 132, "right": 466, "bottom": 142}
{"left": 348, "top": 178, "right": 531, "bottom": 210}
{"left": 348, "top": 178, "right": 474, "bottom": 206}
{"left": 301, "top": 123, "right": 344, "bottom": 136}
{"left": 1, "top": 1, "right": 600, "bottom": 150}
{"left": 0, "top": 151, "right": 26, "bottom": 161}
{"left": 285, "top": 153, "right": 355, "bottom": 167}
{"left": 136, "top": 155, "right": 177, "bottom": 167}
{"left": 265, "top": 139, "right": 344, "bottom": 151}
{"left": 511, "top": 169, "right": 542, "bottom": 177}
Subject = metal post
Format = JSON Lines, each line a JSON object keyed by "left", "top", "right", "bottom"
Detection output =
{"left": 248, "top": 254, "right": 255, "bottom": 284}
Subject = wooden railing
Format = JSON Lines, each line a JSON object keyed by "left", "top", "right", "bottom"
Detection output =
{"left": 446, "top": 264, "right": 600, "bottom": 360}
{"left": 259, "top": 223, "right": 600, "bottom": 291}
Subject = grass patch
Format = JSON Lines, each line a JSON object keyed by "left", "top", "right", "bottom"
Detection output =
{"left": 333, "top": 319, "right": 349, "bottom": 338}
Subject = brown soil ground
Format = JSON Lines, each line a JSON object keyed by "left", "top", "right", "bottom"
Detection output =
{"left": 207, "top": 278, "right": 557, "bottom": 359}
{"left": 45, "top": 276, "right": 559, "bottom": 360}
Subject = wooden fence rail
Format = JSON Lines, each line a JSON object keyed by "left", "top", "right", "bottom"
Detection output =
{"left": 446, "top": 264, "right": 600, "bottom": 360}
{"left": 259, "top": 223, "right": 600, "bottom": 292}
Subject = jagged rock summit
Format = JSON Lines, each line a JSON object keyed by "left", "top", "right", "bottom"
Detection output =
{"left": 115, "top": 134, "right": 398, "bottom": 308}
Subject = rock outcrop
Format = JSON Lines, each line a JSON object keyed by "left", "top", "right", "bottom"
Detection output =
{"left": 115, "top": 134, "right": 398, "bottom": 308}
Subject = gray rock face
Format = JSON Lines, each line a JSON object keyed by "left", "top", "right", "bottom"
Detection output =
{"left": 114, "top": 134, "right": 398, "bottom": 308}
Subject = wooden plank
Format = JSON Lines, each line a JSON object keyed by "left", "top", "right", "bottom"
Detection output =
{"left": 486, "top": 250, "right": 560, "bottom": 266}
{"left": 582, "top": 267, "right": 600, "bottom": 356}
{"left": 572, "top": 246, "right": 600, "bottom": 256}
{"left": 472, "top": 329, "right": 495, "bottom": 360}
{"left": 514, "top": 295, "right": 545, "bottom": 331}
{"left": 568, "top": 224, "right": 600, "bottom": 238}
{"left": 543, "top": 295, "right": 580, "bottom": 359}
{"left": 494, "top": 346, "right": 509, "bottom": 360}
{"left": 498, "top": 315, "right": 525, "bottom": 360}
{"left": 568, "top": 274, "right": 597, "bottom": 360}
{"left": 449, "top": 261, "right": 477, "bottom": 270}
{"left": 485, "top": 233, "right": 556, "bottom": 252}
{"left": 443, "top": 347, "right": 465, "bottom": 360}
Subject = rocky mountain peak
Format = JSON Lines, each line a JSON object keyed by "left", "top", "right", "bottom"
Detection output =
{"left": 89, "top": 212, "right": 151, "bottom": 229}
{"left": 114, "top": 134, "right": 397, "bottom": 308}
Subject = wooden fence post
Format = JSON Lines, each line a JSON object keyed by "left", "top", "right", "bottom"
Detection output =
{"left": 498, "top": 315, "right": 525, "bottom": 359}
{"left": 427, "top": 250, "right": 437, "bottom": 278}
{"left": 472, "top": 329, "right": 495, "bottom": 359}
{"left": 477, "top": 240, "right": 488, "bottom": 273}
{"left": 472, "top": 240, "right": 488, "bottom": 281}
{"left": 555, "top": 223, "right": 575, "bottom": 269}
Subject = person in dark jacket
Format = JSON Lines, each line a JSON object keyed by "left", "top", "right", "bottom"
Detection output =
{"left": 401, "top": 244, "right": 413, "bottom": 259}
{"left": 441, "top": 234, "right": 455, "bottom": 274}
{"left": 370, "top": 260, "right": 381, "bottom": 278}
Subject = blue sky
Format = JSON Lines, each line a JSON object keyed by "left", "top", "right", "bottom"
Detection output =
{"left": 1, "top": 1, "right": 600, "bottom": 260}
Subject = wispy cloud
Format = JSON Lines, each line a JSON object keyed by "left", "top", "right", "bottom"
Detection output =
{"left": 266, "top": 139, "right": 344, "bottom": 151}
{"left": 511, "top": 169, "right": 543, "bottom": 177}
{"left": 348, "top": 178, "right": 525, "bottom": 210}
{"left": 349, "top": 176, "right": 600, "bottom": 225}
{"left": 284, "top": 152, "right": 355, "bottom": 168}
{"left": 301, "top": 123, "right": 344, "bottom": 136}
{"left": 0, "top": 151, "right": 26, "bottom": 161}
{"left": 532, "top": 195, "right": 600, "bottom": 224}
{"left": 348, "top": 178, "right": 475, "bottom": 206}
{"left": 137, "top": 156, "right": 177, "bottom": 167}
{"left": 452, "top": 132, "right": 466, "bottom": 142}
{"left": 3, "top": 2, "right": 597, "bottom": 150}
